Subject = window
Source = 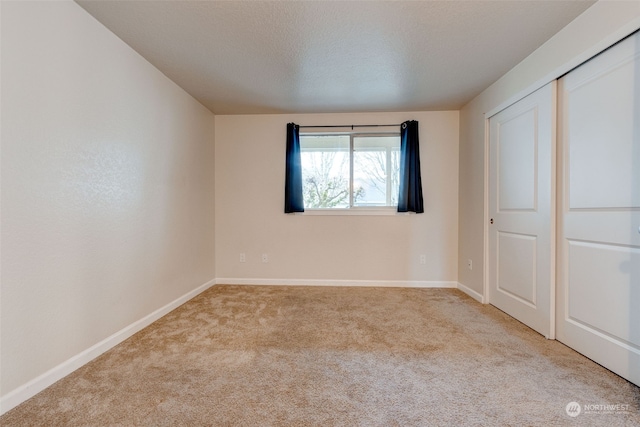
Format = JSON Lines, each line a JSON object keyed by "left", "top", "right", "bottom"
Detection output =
{"left": 300, "top": 133, "right": 400, "bottom": 209}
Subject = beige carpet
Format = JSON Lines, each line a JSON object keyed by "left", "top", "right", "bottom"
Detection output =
{"left": 2, "top": 285, "right": 639, "bottom": 426}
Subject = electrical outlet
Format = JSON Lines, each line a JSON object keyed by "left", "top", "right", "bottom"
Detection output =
{"left": 262, "top": 253, "right": 268, "bottom": 263}
{"left": 467, "top": 259, "right": 473, "bottom": 270}
{"left": 239, "top": 253, "right": 246, "bottom": 263}
{"left": 419, "top": 254, "right": 426, "bottom": 265}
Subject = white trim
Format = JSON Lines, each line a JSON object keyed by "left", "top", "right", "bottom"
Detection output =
{"left": 457, "top": 282, "right": 485, "bottom": 304}
{"left": 300, "top": 208, "right": 406, "bottom": 216}
{"left": 548, "top": 81, "right": 558, "bottom": 341}
{"left": 0, "top": 279, "right": 216, "bottom": 416}
{"left": 215, "top": 278, "right": 457, "bottom": 288}
{"left": 481, "top": 23, "right": 640, "bottom": 337}
{"left": 483, "top": 115, "right": 491, "bottom": 305}
{"left": 485, "top": 17, "right": 640, "bottom": 119}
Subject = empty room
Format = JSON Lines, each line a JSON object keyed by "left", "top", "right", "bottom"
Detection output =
{"left": 1, "top": 0, "right": 639, "bottom": 425}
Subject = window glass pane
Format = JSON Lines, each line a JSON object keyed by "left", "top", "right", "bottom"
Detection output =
{"left": 353, "top": 136, "right": 400, "bottom": 206}
{"left": 300, "top": 135, "right": 350, "bottom": 208}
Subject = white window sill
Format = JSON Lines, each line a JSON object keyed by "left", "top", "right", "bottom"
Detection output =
{"left": 298, "top": 208, "right": 410, "bottom": 216}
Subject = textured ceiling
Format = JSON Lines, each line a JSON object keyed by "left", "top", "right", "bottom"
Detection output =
{"left": 76, "top": 1, "right": 594, "bottom": 115}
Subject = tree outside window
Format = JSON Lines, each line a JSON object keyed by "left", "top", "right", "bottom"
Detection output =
{"left": 300, "top": 134, "right": 400, "bottom": 209}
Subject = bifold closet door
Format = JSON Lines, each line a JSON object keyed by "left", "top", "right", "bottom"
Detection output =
{"left": 557, "top": 31, "right": 640, "bottom": 387}
{"left": 488, "top": 82, "right": 556, "bottom": 339}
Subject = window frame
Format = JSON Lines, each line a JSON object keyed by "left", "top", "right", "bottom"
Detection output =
{"left": 299, "top": 130, "right": 402, "bottom": 214}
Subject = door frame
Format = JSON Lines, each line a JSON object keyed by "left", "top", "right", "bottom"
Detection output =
{"left": 481, "top": 18, "right": 640, "bottom": 310}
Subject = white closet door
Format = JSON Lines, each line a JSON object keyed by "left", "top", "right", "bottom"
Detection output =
{"left": 488, "top": 82, "right": 556, "bottom": 338}
{"left": 557, "top": 31, "right": 640, "bottom": 387}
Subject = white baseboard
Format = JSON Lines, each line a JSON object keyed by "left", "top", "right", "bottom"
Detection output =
{"left": 457, "top": 282, "right": 485, "bottom": 303}
{"left": 216, "top": 278, "right": 458, "bottom": 288}
{"left": 0, "top": 277, "right": 463, "bottom": 415}
{"left": 0, "top": 279, "right": 216, "bottom": 416}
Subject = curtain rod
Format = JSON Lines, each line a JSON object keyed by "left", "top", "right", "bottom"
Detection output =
{"left": 298, "top": 123, "right": 403, "bottom": 129}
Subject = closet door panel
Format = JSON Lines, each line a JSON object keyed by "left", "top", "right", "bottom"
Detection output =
{"left": 557, "top": 30, "right": 640, "bottom": 387}
{"left": 488, "top": 82, "right": 556, "bottom": 338}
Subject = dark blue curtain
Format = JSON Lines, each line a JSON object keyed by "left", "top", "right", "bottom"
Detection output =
{"left": 284, "top": 122, "right": 304, "bottom": 213}
{"left": 398, "top": 120, "right": 424, "bottom": 213}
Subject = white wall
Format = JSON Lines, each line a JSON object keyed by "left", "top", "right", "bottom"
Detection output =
{"left": 458, "top": 1, "right": 640, "bottom": 295}
{"left": 0, "top": 0, "right": 215, "bottom": 407}
{"left": 215, "top": 111, "right": 459, "bottom": 285}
